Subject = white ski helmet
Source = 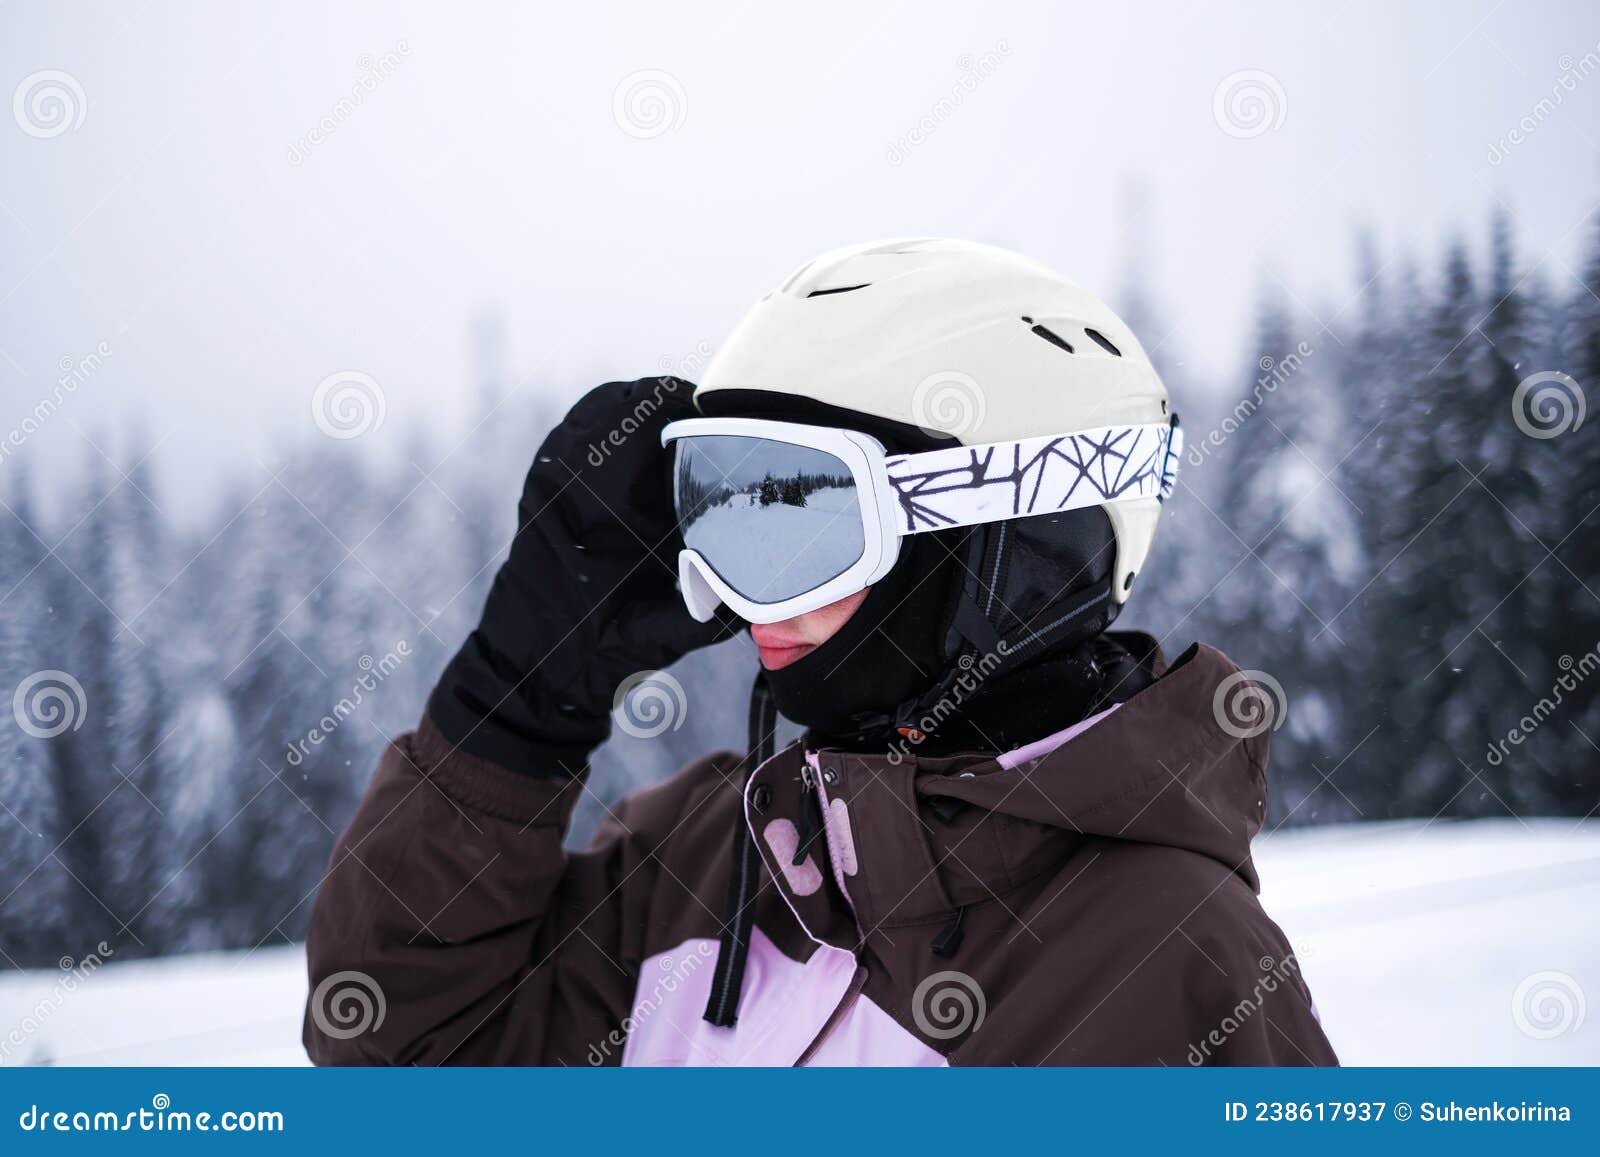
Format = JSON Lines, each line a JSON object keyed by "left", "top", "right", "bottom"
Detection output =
{"left": 694, "top": 237, "right": 1174, "bottom": 603}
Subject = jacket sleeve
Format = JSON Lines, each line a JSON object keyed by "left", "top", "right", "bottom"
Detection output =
{"left": 1192, "top": 900, "right": 1340, "bottom": 1067}
{"left": 302, "top": 712, "right": 704, "bottom": 1066}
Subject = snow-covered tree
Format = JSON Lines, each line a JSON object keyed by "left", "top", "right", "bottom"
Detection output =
{"left": 0, "top": 469, "right": 75, "bottom": 961}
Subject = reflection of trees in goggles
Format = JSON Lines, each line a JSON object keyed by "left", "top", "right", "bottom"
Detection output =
{"left": 674, "top": 438, "right": 857, "bottom": 527}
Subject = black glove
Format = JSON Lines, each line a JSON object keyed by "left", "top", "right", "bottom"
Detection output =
{"left": 429, "top": 377, "right": 730, "bottom": 775}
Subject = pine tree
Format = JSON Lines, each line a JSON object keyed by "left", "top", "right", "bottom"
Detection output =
{"left": 1332, "top": 229, "right": 1408, "bottom": 810}
{"left": 1206, "top": 294, "right": 1364, "bottom": 823}
{"left": 1374, "top": 240, "right": 1501, "bottom": 817}
{"left": 0, "top": 469, "right": 75, "bottom": 963}
{"left": 52, "top": 448, "right": 167, "bottom": 954}
{"left": 1471, "top": 210, "right": 1562, "bottom": 813}
{"left": 1548, "top": 204, "right": 1600, "bottom": 814}
{"left": 105, "top": 447, "right": 176, "bottom": 949}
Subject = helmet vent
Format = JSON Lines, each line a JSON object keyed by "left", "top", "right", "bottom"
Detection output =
{"left": 1025, "top": 320, "right": 1075, "bottom": 354}
{"left": 1084, "top": 328, "right": 1122, "bottom": 357}
{"left": 805, "top": 283, "right": 870, "bottom": 298}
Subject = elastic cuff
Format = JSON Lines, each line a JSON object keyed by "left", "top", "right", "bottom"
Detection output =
{"left": 425, "top": 680, "right": 600, "bottom": 777}
{"left": 411, "top": 709, "right": 589, "bottom": 827}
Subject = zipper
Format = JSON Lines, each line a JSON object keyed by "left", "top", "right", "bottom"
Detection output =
{"left": 792, "top": 761, "right": 826, "bottom": 866}
{"left": 785, "top": 750, "right": 864, "bottom": 1064}
{"left": 792, "top": 751, "right": 866, "bottom": 1066}
{"left": 793, "top": 963, "right": 868, "bottom": 1067}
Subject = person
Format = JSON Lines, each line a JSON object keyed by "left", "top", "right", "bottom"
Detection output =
{"left": 302, "top": 238, "right": 1337, "bottom": 1066}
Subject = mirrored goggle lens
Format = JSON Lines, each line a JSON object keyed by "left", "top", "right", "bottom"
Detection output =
{"left": 673, "top": 434, "right": 865, "bottom": 605}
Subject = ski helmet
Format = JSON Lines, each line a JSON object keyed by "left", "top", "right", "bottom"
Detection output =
{"left": 693, "top": 237, "right": 1174, "bottom": 604}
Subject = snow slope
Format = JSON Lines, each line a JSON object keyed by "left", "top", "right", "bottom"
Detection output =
{"left": 0, "top": 819, "right": 1593, "bottom": 1066}
{"left": 684, "top": 488, "right": 863, "bottom": 601}
{"left": 1254, "top": 818, "right": 1598, "bottom": 1065}
{"left": 0, "top": 944, "right": 307, "bottom": 1066}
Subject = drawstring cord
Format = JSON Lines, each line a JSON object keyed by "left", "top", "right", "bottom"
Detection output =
{"left": 931, "top": 905, "right": 966, "bottom": 958}
{"left": 702, "top": 672, "right": 777, "bottom": 1027}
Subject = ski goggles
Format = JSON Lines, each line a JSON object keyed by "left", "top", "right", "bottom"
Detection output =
{"left": 662, "top": 415, "right": 1181, "bottom": 624}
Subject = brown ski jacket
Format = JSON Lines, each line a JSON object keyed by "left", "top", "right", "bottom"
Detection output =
{"left": 304, "top": 642, "right": 1337, "bottom": 1066}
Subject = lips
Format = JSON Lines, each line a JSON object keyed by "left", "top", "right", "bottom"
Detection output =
{"left": 755, "top": 642, "right": 814, "bottom": 670}
{"left": 749, "top": 625, "right": 814, "bottom": 671}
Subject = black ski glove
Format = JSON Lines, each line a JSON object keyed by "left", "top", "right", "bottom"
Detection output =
{"left": 428, "top": 377, "right": 729, "bottom": 776}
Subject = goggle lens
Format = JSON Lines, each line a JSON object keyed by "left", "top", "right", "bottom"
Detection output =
{"left": 673, "top": 434, "right": 866, "bottom": 606}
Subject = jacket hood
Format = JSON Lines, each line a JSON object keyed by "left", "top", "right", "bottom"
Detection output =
{"left": 911, "top": 642, "right": 1271, "bottom": 890}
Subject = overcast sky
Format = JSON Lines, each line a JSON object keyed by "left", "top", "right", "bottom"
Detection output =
{"left": 3, "top": 0, "right": 1598, "bottom": 523}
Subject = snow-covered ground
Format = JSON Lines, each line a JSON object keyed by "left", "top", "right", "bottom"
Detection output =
{"left": 1254, "top": 818, "right": 1597, "bottom": 1065}
{"left": 0, "top": 818, "right": 1593, "bottom": 1066}
{"left": 684, "top": 487, "right": 863, "bottom": 602}
{"left": 0, "top": 944, "right": 307, "bottom": 1066}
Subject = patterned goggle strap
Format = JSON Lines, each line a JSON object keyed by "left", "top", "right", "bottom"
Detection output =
{"left": 884, "top": 418, "right": 1182, "bottom": 535}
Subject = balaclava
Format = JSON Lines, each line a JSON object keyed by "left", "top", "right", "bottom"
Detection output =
{"left": 762, "top": 502, "right": 1150, "bottom": 752}
{"left": 762, "top": 529, "right": 958, "bottom": 736}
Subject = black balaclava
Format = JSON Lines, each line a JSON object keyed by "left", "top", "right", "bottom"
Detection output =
{"left": 763, "top": 530, "right": 958, "bottom": 736}
{"left": 764, "top": 507, "right": 1155, "bottom": 753}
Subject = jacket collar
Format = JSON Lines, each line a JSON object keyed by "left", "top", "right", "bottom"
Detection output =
{"left": 743, "top": 643, "right": 1269, "bottom": 949}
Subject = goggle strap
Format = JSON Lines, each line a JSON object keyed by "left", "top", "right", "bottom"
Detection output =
{"left": 884, "top": 420, "right": 1180, "bottom": 537}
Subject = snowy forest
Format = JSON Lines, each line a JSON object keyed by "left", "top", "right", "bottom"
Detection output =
{"left": 2, "top": 208, "right": 1598, "bottom": 969}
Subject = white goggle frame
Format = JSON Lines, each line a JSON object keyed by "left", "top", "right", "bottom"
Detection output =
{"left": 662, "top": 415, "right": 1180, "bottom": 625}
